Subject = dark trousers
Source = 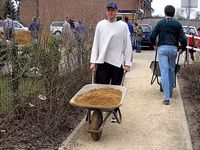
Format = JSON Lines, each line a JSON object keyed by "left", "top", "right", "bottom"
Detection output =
{"left": 95, "top": 62, "right": 124, "bottom": 85}
{"left": 5, "top": 28, "right": 14, "bottom": 41}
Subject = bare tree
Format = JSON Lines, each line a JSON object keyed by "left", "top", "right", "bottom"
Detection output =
{"left": 36, "top": 0, "right": 39, "bottom": 19}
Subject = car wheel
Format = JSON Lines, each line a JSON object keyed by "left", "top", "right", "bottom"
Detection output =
{"left": 149, "top": 45, "right": 154, "bottom": 50}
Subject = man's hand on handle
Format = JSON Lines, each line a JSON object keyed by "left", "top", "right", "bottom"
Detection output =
{"left": 90, "top": 63, "right": 96, "bottom": 73}
{"left": 124, "top": 65, "right": 130, "bottom": 73}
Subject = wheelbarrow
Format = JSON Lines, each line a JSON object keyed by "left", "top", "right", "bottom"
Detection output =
{"left": 69, "top": 83, "right": 127, "bottom": 141}
{"left": 150, "top": 48, "right": 181, "bottom": 91}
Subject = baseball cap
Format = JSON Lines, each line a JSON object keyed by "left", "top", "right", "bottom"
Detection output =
{"left": 106, "top": 2, "right": 117, "bottom": 9}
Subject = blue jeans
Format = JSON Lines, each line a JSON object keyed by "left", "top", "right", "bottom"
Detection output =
{"left": 158, "top": 45, "right": 177, "bottom": 101}
{"left": 136, "top": 40, "right": 141, "bottom": 52}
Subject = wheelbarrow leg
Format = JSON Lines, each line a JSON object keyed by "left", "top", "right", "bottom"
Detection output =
{"left": 86, "top": 110, "right": 92, "bottom": 123}
{"left": 113, "top": 108, "right": 122, "bottom": 123}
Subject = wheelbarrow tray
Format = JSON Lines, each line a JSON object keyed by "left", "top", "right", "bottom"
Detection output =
{"left": 70, "top": 84, "right": 127, "bottom": 110}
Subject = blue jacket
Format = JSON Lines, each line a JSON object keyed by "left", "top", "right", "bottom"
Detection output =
{"left": 125, "top": 21, "right": 134, "bottom": 36}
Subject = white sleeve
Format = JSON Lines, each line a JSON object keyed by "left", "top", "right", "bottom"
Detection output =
{"left": 124, "top": 25, "right": 132, "bottom": 66}
{"left": 90, "top": 23, "right": 100, "bottom": 63}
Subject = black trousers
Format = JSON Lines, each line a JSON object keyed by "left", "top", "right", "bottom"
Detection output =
{"left": 95, "top": 62, "right": 124, "bottom": 85}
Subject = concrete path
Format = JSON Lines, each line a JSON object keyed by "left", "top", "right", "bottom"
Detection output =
{"left": 59, "top": 51, "right": 192, "bottom": 150}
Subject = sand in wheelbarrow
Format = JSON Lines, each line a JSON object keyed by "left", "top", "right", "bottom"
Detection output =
{"left": 74, "top": 88, "right": 122, "bottom": 107}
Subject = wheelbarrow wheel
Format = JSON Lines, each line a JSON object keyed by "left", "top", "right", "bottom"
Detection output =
{"left": 91, "top": 110, "right": 103, "bottom": 141}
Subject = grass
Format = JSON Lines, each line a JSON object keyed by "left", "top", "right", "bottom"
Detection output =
{"left": 0, "top": 75, "right": 44, "bottom": 112}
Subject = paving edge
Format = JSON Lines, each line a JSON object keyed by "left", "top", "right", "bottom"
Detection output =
{"left": 58, "top": 116, "right": 86, "bottom": 150}
{"left": 177, "top": 79, "right": 193, "bottom": 150}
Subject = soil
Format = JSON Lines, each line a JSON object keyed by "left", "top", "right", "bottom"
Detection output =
{"left": 0, "top": 104, "right": 86, "bottom": 150}
{"left": 178, "top": 67, "right": 200, "bottom": 150}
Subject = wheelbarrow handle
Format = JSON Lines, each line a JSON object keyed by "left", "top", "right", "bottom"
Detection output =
{"left": 121, "top": 73, "right": 126, "bottom": 86}
{"left": 92, "top": 72, "right": 95, "bottom": 84}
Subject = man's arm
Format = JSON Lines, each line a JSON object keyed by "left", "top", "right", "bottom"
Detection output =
{"left": 90, "top": 23, "right": 100, "bottom": 64}
{"left": 90, "top": 23, "right": 100, "bottom": 72}
{"left": 178, "top": 25, "right": 187, "bottom": 53}
{"left": 124, "top": 25, "right": 132, "bottom": 72}
{"left": 150, "top": 22, "right": 160, "bottom": 47}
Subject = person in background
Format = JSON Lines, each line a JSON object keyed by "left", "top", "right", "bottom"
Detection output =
{"left": 75, "top": 21, "right": 85, "bottom": 34}
{"left": 3, "top": 14, "right": 15, "bottom": 41}
{"left": 62, "top": 16, "right": 73, "bottom": 38}
{"left": 124, "top": 16, "right": 134, "bottom": 50}
{"left": 150, "top": 5, "right": 187, "bottom": 105}
{"left": 134, "top": 22, "right": 143, "bottom": 53}
{"left": 29, "top": 17, "right": 40, "bottom": 43}
{"left": 90, "top": 2, "right": 132, "bottom": 122}
{"left": 196, "top": 27, "right": 200, "bottom": 49}
{"left": 188, "top": 32, "right": 196, "bottom": 61}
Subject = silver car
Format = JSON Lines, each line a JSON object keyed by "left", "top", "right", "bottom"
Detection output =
{"left": 0, "top": 20, "right": 29, "bottom": 33}
{"left": 49, "top": 21, "right": 64, "bottom": 36}
{"left": 49, "top": 21, "right": 80, "bottom": 36}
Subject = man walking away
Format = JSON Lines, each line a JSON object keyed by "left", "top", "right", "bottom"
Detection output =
{"left": 150, "top": 5, "right": 187, "bottom": 105}
{"left": 3, "top": 14, "right": 15, "bottom": 41}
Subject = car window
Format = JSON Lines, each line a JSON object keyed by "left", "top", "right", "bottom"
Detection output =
{"left": 188, "top": 28, "right": 197, "bottom": 35}
{"left": 141, "top": 25, "right": 151, "bottom": 32}
{"left": 14, "top": 22, "right": 22, "bottom": 28}
{"left": 183, "top": 27, "right": 197, "bottom": 35}
{"left": 52, "top": 22, "right": 64, "bottom": 27}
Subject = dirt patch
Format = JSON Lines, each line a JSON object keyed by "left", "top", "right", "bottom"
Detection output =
{"left": 178, "top": 64, "right": 200, "bottom": 150}
{"left": 0, "top": 103, "right": 86, "bottom": 150}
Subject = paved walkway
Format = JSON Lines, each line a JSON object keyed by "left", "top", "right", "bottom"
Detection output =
{"left": 59, "top": 51, "right": 192, "bottom": 150}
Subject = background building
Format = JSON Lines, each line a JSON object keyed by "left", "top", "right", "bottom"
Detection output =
{"left": 20, "top": 0, "right": 141, "bottom": 27}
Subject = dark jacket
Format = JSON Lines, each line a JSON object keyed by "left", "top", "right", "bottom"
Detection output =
{"left": 125, "top": 21, "right": 134, "bottom": 36}
{"left": 150, "top": 18, "right": 187, "bottom": 50}
{"left": 29, "top": 20, "right": 39, "bottom": 32}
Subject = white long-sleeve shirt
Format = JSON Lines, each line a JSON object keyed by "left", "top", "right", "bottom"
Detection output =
{"left": 90, "top": 19, "right": 132, "bottom": 67}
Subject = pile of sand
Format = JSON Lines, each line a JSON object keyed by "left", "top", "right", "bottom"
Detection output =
{"left": 74, "top": 88, "right": 122, "bottom": 107}
{"left": 15, "top": 31, "right": 32, "bottom": 45}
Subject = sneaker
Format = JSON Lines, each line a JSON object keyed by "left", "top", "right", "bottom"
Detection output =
{"left": 163, "top": 100, "right": 170, "bottom": 105}
{"left": 111, "top": 114, "right": 117, "bottom": 123}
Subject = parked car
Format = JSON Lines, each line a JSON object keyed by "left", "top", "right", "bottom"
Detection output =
{"left": 49, "top": 21, "right": 80, "bottom": 36}
{"left": 49, "top": 21, "right": 64, "bottom": 36}
{"left": 0, "top": 20, "right": 29, "bottom": 33}
{"left": 140, "top": 24, "right": 154, "bottom": 49}
{"left": 182, "top": 25, "right": 198, "bottom": 35}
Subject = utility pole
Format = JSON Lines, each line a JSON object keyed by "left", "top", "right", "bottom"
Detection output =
{"left": 186, "top": 0, "right": 191, "bottom": 64}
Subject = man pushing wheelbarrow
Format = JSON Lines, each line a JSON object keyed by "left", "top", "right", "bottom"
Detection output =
{"left": 70, "top": 2, "right": 132, "bottom": 141}
{"left": 90, "top": 2, "right": 132, "bottom": 122}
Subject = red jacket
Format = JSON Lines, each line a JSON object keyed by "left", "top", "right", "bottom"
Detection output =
{"left": 188, "top": 34, "right": 195, "bottom": 46}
